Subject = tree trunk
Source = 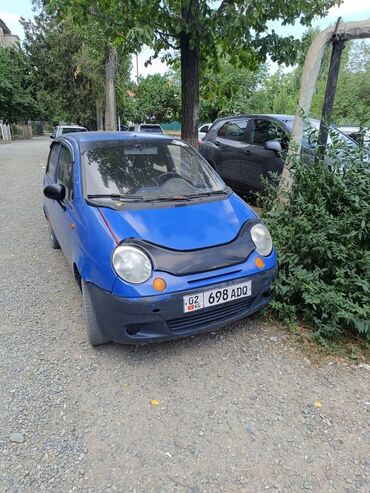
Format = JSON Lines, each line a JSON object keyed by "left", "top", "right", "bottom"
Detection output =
{"left": 96, "top": 101, "right": 103, "bottom": 131}
{"left": 180, "top": 0, "right": 200, "bottom": 148}
{"left": 105, "top": 46, "right": 117, "bottom": 131}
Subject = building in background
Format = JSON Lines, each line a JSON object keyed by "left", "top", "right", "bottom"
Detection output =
{"left": 0, "top": 18, "right": 20, "bottom": 48}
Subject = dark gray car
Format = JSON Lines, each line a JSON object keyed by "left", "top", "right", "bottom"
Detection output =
{"left": 199, "top": 114, "right": 357, "bottom": 193}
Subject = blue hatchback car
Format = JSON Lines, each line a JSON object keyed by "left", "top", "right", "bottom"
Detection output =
{"left": 43, "top": 132, "right": 277, "bottom": 345}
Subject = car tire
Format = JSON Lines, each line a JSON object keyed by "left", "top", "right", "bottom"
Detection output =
{"left": 48, "top": 223, "right": 60, "bottom": 249}
{"left": 81, "top": 280, "right": 109, "bottom": 346}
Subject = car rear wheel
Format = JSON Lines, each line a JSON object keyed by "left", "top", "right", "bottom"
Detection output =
{"left": 48, "top": 224, "right": 60, "bottom": 249}
{"left": 81, "top": 280, "right": 109, "bottom": 346}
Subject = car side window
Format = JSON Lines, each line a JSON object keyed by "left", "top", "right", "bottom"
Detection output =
{"left": 217, "top": 120, "right": 248, "bottom": 142}
{"left": 249, "top": 119, "right": 289, "bottom": 149}
{"left": 57, "top": 145, "right": 74, "bottom": 202}
{"left": 46, "top": 143, "right": 60, "bottom": 179}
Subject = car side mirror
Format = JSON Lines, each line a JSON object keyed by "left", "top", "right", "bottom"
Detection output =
{"left": 44, "top": 184, "right": 65, "bottom": 202}
{"left": 50, "top": 135, "right": 54, "bottom": 139}
{"left": 264, "top": 140, "right": 282, "bottom": 153}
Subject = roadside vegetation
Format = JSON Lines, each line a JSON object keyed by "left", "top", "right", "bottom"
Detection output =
{"left": 261, "top": 144, "right": 370, "bottom": 343}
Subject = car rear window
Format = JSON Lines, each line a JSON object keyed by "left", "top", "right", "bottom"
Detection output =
{"left": 62, "top": 127, "right": 87, "bottom": 134}
{"left": 139, "top": 125, "right": 163, "bottom": 133}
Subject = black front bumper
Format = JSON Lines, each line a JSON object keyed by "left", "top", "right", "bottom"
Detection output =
{"left": 88, "top": 266, "right": 277, "bottom": 344}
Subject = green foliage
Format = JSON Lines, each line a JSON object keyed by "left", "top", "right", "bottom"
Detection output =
{"left": 21, "top": 10, "right": 132, "bottom": 127}
{"left": 311, "top": 40, "right": 370, "bottom": 126}
{"left": 261, "top": 147, "right": 370, "bottom": 340}
{"left": 0, "top": 46, "right": 40, "bottom": 123}
{"left": 198, "top": 30, "right": 370, "bottom": 127}
{"left": 48, "top": 0, "right": 341, "bottom": 140}
{"left": 131, "top": 74, "right": 180, "bottom": 123}
{"left": 200, "top": 60, "right": 268, "bottom": 122}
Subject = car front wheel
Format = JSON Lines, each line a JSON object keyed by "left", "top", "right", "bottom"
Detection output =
{"left": 81, "top": 280, "right": 109, "bottom": 346}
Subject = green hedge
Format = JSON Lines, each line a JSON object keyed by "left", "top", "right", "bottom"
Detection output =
{"left": 262, "top": 146, "right": 370, "bottom": 341}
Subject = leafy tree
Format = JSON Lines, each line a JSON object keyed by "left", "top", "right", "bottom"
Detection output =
{"left": 21, "top": 9, "right": 132, "bottom": 128}
{"left": 199, "top": 60, "right": 267, "bottom": 122}
{"left": 48, "top": 0, "right": 341, "bottom": 146}
{"left": 0, "top": 46, "right": 39, "bottom": 123}
{"left": 132, "top": 73, "right": 180, "bottom": 123}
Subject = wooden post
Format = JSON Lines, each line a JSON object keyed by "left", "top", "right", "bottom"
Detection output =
{"left": 316, "top": 22, "right": 345, "bottom": 163}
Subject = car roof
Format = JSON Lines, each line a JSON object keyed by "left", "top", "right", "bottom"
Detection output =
{"left": 58, "top": 125, "right": 86, "bottom": 128}
{"left": 213, "top": 114, "right": 295, "bottom": 124}
{"left": 58, "top": 131, "right": 175, "bottom": 145}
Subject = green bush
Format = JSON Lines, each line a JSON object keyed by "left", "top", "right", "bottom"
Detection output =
{"left": 262, "top": 146, "right": 370, "bottom": 341}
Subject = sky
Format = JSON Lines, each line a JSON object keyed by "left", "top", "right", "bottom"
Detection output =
{"left": 1, "top": 0, "right": 370, "bottom": 80}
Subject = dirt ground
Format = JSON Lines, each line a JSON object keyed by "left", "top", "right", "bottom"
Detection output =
{"left": 0, "top": 137, "right": 369, "bottom": 493}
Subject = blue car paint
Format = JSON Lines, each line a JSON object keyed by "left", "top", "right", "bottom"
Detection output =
{"left": 102, "top": 193, "right": 256, "bottom": 250}
{"left": 43, "top": 132, "right": 277, "bottom": 342}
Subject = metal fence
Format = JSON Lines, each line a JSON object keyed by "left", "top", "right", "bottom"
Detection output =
{"left": 11, "top": 124, "right": 33, "bottom": 140}
{"left": 0, "top": 122, "right": 11, "bottom": 142}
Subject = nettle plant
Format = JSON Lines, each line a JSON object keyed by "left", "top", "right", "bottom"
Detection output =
{"left": 261, "top": 135, "right": 370, "bottom": 340}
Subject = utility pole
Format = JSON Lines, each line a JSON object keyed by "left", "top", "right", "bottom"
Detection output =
{"left": 105, "top": 46, "right": 118, "bottom": 131}
{"left": 316, "top": 18, "right": 345, "bottom": 163}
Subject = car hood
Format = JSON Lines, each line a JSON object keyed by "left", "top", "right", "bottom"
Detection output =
{"left": 101, "top": 194, "right": 256, "bottom": 250}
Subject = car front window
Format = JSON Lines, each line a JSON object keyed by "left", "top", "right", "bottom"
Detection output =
{"left": 81, "top": 139, "right": 226, "bottom": 202}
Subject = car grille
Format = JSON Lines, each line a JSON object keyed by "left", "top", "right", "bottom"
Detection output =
{"left": 167, "top": 297, "right": 253, "bottom": 332}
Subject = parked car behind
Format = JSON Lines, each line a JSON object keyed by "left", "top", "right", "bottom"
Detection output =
{"left": 199, "top": 123, "right": 212, "bottom": 141}
{"left": 338, "top": 125, "right": 370, "bottom": 146}
{"left": 128, "top": 123, "right": 164, "bottom": 134}
{"left": 51, "top": 125, "right": 88, "bottom": 139}
{"left": 200, "top": 114, "right": 358, "bottom": 193}
{"left": 43, "top": 132, "right": 277, "bottom": 345}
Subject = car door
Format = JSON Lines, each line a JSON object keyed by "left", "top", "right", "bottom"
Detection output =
{"left": 210, "top": 119, "right": 249, "bottom": 190}
{"left": 52, "top": 143, "right": 77, "bottom": 265}
{"left": 241, "top": 118, "right": 287, "bottom": 190}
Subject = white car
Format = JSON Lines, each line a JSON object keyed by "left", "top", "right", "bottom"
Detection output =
{"left": 51, "top": 125, "right": 88, "bottom": 139}
{"left": 338, "top": 126, "right": 370, "bottom": 146}
{"left": 198, "top": 123, "right": 212, "bottom": 141}
{"left": 128, "top": 124, "right": 164, "bottom": 134}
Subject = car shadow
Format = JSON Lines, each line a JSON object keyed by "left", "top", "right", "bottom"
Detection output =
{"left": 95, "top": 312, "right": 263, "bottom": 364}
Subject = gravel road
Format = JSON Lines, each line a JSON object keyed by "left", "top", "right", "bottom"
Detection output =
{"left": 0, "top": 137, "right": 369, "bottom": 493}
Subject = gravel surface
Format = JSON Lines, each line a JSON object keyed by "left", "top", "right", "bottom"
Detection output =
{"left": 0, "top": 137, "right": 369, "bottom": 493}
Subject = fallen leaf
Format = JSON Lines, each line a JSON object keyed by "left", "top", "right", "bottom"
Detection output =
{"left": 150, "top": 399, "right": 160, "bottom": 406}
{"left": 314, "top": 401, "right": 322, "bottom": 408}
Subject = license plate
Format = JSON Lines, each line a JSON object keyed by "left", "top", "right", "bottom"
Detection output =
{"left": 183, "top": 280, "right": 252, "bottom": 313}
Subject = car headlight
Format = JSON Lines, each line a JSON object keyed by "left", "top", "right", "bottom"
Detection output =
{"left": 112, "top": 245, "right": 152, "bottom": 284}
{"left": 251, "top": 223, "right": 273, "bottom": 257}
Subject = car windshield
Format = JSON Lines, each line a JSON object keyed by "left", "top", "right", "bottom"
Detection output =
{"left": 81, "top": 139, "right": 226, "bottom": 202}
{"left": 62, "top": 127, "right": 87, "bottom": 134}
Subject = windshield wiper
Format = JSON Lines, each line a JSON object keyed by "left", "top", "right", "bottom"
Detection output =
{"left": 141, "top": 190, "right": 228, "bottom": 202}
{"left": 87, "top": 190, "right": 228, "bottom": 204}
{"left": 181, "top": 190, "right": 228, "bottom": 199}
{"left": 87, "top": 194, "right": 144, "bottom": 202}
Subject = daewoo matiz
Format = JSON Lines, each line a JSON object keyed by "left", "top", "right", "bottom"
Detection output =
{"left": 43, "top": 132, "right": 277, "bottom": 345}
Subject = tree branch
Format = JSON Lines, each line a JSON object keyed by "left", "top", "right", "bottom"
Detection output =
{"left": 154, "top": 29, "right": 178, "bottom": 50}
